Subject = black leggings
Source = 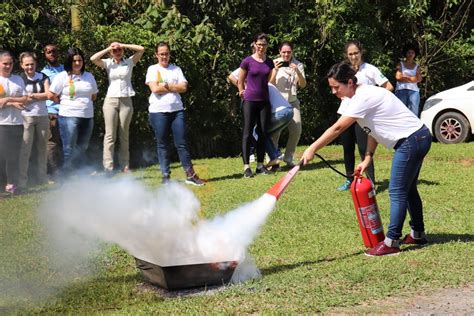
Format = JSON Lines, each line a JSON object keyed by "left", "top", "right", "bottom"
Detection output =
{"left": 340, "top": 122, "right": 375, "bottom": 183}
{"left": 242, "top": 100, "right": 271, "bottom": 164}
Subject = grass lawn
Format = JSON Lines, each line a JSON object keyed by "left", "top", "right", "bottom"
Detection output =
{"left": 1, "top": 142, "right": 473, "bottom": 314}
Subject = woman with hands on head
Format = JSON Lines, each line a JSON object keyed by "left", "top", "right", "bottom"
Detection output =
{"left": 90, "top": 41, "right": 144, "bottom": 175}
{"left": 302, "top": 62, "right": 431, "bottom": 257}
{"left": 0, "top": 50, "right": 28, "bottom": 194}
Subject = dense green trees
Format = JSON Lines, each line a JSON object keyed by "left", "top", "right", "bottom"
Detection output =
{"left": 1, "top": 0, "right": 472, "bottom": 166}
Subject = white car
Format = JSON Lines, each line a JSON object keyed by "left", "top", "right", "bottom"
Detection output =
{"left": 420, "top": 81, "right": 474, "bottom": 144}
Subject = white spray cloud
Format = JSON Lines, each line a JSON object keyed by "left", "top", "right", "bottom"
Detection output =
{"left": 39, "top": 177, "right": 277, "bottom": 283}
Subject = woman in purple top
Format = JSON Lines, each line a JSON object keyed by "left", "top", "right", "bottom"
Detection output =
{"left": 238, "top": 33, "right": 277, "bottom": 178}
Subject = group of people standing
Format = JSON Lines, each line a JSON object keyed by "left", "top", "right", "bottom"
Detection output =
{"left": 230, "top": 33, "right": 428, "bottom": 257}
{"left": 1, "top": 34, "right": 431, "bottom": 257}
{"left": 0, "top": 40, "right": 207, "bottom": 194}
{"left": 335, "top": 40, "right": 422, "bottom": 191}
{"left": 232, "top": 33, "right": 306, "bottom": 178}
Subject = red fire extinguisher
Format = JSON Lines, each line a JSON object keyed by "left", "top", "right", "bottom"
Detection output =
{"left": 350, "top": 175, "right": 385, "bottom": 248}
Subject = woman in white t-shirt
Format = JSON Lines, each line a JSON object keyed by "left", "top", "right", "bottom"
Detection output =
{"left": 18, "top": 52, "right": 50, "bottom": 188}
{"left": 302, "top": 62, "right": 431, "bottom": 257}
{"left": 145, "top": 42, "right": 204, "bottom": 186}
{"left": 0, "top": 50, "right": 27, "bottom": 194}
{"left": 395, "top": 43, "right": 422, "bottom": 117}
{"left": 90, "top": 42, "right": 144, "bottom": 174}
{"left": 49, "top": 47, "right": 98, "bottom": 174}
{"left": 336, "top": 40, "right": 394, "bottom": 192}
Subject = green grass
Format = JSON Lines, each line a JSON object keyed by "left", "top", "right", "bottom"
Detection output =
{"left": 1, "top": 143, "right": 473, "bottom": 314}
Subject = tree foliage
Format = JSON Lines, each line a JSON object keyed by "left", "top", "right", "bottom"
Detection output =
{"left": 0, "top": 0, "right": 472, "bottom": 165}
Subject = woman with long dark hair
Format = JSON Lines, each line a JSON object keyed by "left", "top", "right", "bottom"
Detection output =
{"left": 395, "top": 43, "right": 422, "bottom": 117}
{"left": 49, "top": 47, "right": 98, "bottom": 174}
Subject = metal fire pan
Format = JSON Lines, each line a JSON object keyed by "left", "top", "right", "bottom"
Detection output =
{"left": 135, "top": 257, "right": 238, "bottom": 290}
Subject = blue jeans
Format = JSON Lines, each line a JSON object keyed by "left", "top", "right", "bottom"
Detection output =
{"left": 387, "top": 126, "right": 431, "bottom": 241}
{"left": 58, "top": 116, "right": 93, "bottom": 172}
{"left": 395, "top": 89, "right": 420, "bottom": 117}
{"left": 265, "top": 107, "right": 294, "bottom": 160}
{"left": 149, "top": 110, "right": 192, "bottom": 176}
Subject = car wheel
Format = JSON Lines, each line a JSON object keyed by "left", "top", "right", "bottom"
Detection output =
{"left": 434, "top": 112, "right": 471, "bottom": 144}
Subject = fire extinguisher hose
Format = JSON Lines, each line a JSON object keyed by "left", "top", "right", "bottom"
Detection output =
{"left": 314, "top": 153, "right": 351, "bottom": 179}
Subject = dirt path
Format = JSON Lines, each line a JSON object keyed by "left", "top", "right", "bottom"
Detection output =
{"left": 330, "top": 285, "right": 474, "bottom": 315}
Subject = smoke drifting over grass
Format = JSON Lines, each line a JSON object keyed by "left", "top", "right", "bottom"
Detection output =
{"left": 39, "top": 177, "right": 276, "bottom": 282}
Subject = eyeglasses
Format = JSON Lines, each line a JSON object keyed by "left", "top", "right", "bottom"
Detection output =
{"left": 255, "top": 43, "right": 267, "bottom": 48}
{"left": 347, "top": 51, "right": 360, "bottom": 56}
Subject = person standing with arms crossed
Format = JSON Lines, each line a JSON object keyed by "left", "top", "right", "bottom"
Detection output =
{"left": 0, "top": 50, "right": 28, "bottom": 195}
{"left": 394, "top": 42, "right": 422, "bottom": 117}
{"left": 90, "top": 41, "right": 144, "bottom": 175}
{"left": 336, "top": 40, "right": 393, "bottom": 191}
{"left": 145, "top": 41, "right": 205, "bottom": 186}
{"left": 41, "top": 44, "right": 64, "bottom": 182}
{"left": 273, "top": 41, "right": 306, "bottom": 168}
{"left": 18, "top": 52, "right": 50, "bottom": 188}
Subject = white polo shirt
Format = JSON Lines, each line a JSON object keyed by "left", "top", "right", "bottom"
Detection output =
{"left": 103, "top": 57, "right": 136, "bottom": 97}
{"left": 356, "top": 63, "right": 389, "bottom": 86}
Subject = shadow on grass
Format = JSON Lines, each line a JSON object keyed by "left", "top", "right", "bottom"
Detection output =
{"left": 375, "top": 178, "right": 440, "bottom": 194}
{"left": 205, "top": 158, "right": 346, "bottom": 183}
{"left": 260, "top": 250, "right": 364, "bottom": 276}
{"left": 205, "top": 172, "right": 246, "bottom": 182}
{"left": 401, "top": 233, "right": 473, "bottom": 254}
{"left": 426, "top": 233, "right": 473, "bottom": 244}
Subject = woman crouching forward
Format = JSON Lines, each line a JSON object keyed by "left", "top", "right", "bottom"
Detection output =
{"left": 301, "top": 62, "right": 431, "bottom": 256}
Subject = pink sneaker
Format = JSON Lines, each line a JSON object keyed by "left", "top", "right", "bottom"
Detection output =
{"left": 402, "top": 234, "right": 428, "bottom": 245}
{"left": 365, "top": 241, "right": 400, "bottom": 257}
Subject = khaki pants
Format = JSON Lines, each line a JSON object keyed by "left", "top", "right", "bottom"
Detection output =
{"left": 102, "top": 97, "right": 133, "bottom": 171}
{"left": 19, "top": 116, "right": 50, "bottom": 187}
{"left": 271, "top": 99, "right": 302, "bottom": 162}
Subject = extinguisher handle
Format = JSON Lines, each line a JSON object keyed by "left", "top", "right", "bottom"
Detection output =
{"left": 353, "top": 167, "right": 362, "bottom": 178}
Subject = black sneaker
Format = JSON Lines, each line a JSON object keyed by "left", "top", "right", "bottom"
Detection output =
{"left": 255, "top": 166, "right": 273, "bottom": 175}
{"left": 162, "top": 175, "right": 171, "bottom": 184}
{"left": 268, "top": 164, "right": 280, "bottom": 172}
{"left": 243, "top": 168, "right": 253, "bottom": 178}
